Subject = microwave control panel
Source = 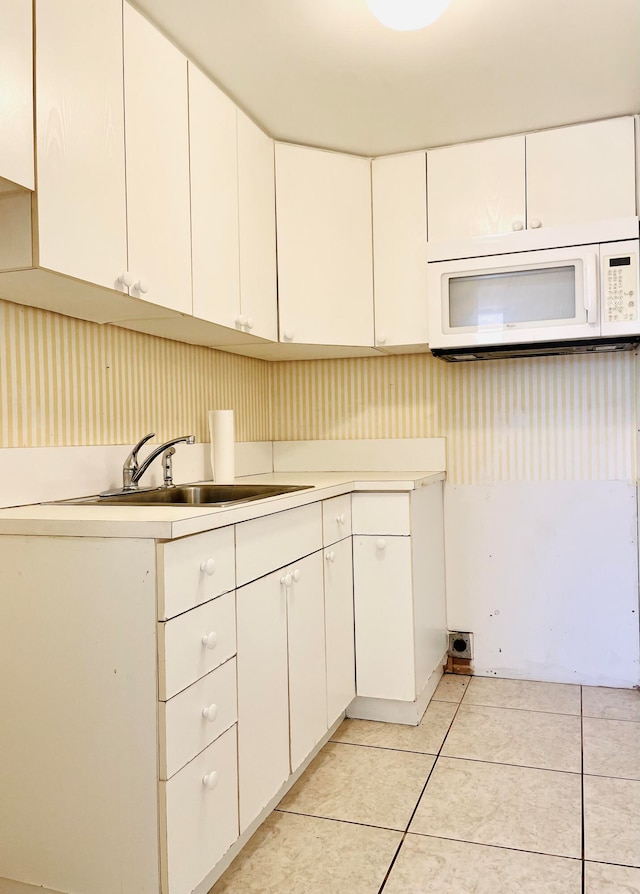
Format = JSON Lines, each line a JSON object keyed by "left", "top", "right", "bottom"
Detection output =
{"left": 603, "top": 250, "right": 638, "bottom": 323}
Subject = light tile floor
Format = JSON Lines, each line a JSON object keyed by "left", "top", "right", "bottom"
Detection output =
{"left": 212, "top": 675, "right": 640, "bottom": 894}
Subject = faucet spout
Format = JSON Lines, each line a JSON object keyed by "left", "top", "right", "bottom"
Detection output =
{"left": 124, "top": 434, "right": 195, "bottom": 490}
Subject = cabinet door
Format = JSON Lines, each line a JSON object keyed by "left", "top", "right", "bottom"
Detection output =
{"left": 372, "top": 152, "right": 428, "bottom": 347}
{"left": 286, "top": 551, "right": 328, "bottom": 771}
{"left": 237, "top": 111, "right": 278, "bottom": 340}
{"left": 526, "top": 118, "right": 637, "bottom": 229}
{"left": 0, "top": 0, "right": 33, "bottom": 190}
{"left": 353, "top": 535, "right": 415, "bottom": 701}
{"left": 189, "top": 62, "right": 240, "bottom": 327}
{"left": 324, "top": 538, "right": 355, "bottom": 726}
{"left": 427, "top": 135, "right": 525, "bottom": 242}
{"left": 275, "top": 143, "right": 374, "bottom": 346}
{"left": 35, "top": 0, "right": 127, "bottom": 289}
{"left": 123, "top": 4, "right": 192, "bottom": 313}
{"left": 236, "top": 569, "right": 289, "bottom": 832}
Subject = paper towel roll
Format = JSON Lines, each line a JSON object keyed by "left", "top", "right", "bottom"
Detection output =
{"left": 208, "top": 410, "right": 235, "bottom": 483}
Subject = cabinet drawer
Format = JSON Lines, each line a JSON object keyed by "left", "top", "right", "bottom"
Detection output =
{"left": 351, "top": 493, "right": 410, "bottom": 535}
{"left": 159, "top": 657, "right": 237, "bottom": 780}
{"left": 161, "top": 725, "right": 238, "bottom": 894}
{"left": 235, "top": 503, "right": 322, "bottom": 586}
{"left": 159, "top": 591, "right": 236, "bottom": 700}
{"left": 322, "top": 494, "right": 352, "bottom": 545}
{"left": 158, "top": 526, "right": 235, "bottom": 620}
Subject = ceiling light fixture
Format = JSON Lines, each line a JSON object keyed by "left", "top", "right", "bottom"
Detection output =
{"left": 366, "top": 0, "right": 450, "bottom": 31}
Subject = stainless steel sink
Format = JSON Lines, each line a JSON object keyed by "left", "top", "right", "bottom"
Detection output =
{"left": 55, "top": 482, "right": 312, "bottom": 508}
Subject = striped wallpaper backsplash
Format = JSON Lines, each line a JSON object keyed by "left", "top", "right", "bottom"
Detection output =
{"left": 270, "top": 352, "right": 637, "bottom": 484}
{"left": 1, "top": 298, "right": 636, "bottom": 485}
{"left": 0, "top": 300, "right": 271, "bottom": 447}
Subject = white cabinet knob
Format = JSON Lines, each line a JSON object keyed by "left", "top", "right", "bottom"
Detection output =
{"left": 530, "top": 218, "right": 542, "bottom": 229}
{"left": 336, "top": 513, "right": 346, "bottom": 525}
{"left": 201, "top": 631, "right": 218, "bottom": 649}
{"left": 376, "top": 538, "right": 386, "bottom": 550}
{"left": 202, "top": 771, "right": 219, "bottom": 790}
{"left": 511, "top": 221, "right": 524, "bottom": 232}
{"left": 325, "top": 550, "right": 336, "bottom": 563}
{"left": 200, "top": 558, "right": 216, "bottom": 576}
{"left": 283, "top": 330, "right": 294, "bottom": 342}
{"left": 245, "top": 317, "right": 254, "bottom": 330}
{"left": 280, "top": 571, "right": 293, "bottom": 587}
{"left": 376, "top": 334, "right": 387, "bottom": 345}
{"left": 134, "top": 278, "right": 149, "bottom": 294}
{"left": 292, "top": 568, "right": 301, "bottom": 582}
{"left": 118, "top": 271, "right": 133, "bottom": 287}
{"left": 202, "top": 703, "right": 219, "bottom": 723}
{"left": 235, "top": 315, "right": 246, "bottom": 327}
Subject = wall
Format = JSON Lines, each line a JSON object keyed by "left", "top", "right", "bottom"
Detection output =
{"left": 0, "top": 299, "right": 271, "bottom": 448}
{"left": 271, "top": 352, "right": 640, "bottom": 687}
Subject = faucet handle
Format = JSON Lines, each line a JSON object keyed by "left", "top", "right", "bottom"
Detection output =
{"left": 123, "top": 432, "right": 156, "bottom": 490}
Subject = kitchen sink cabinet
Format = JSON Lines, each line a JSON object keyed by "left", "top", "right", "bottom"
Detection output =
{"left": 427, "top": 117, "right": 637, "bottom": 244}
{"left": 275, "top": 142, "right": 374, "bottom": 347}
{"left": 0, "top": 0, "right": 33, "bottom": 191}
{"left": 371, "top": 152, "right": 429, "bottom": 348}
{"left": 324, "top": 536, "right": 356, "bottom": 726}
{"left": 236, "top": 565, "right": 290, "bottom": 833}
{"left": 350, "top": 482, "right": 448, "bottom": 723}
{"left": 123, "top": 3, "right": 192, "bottom": 314}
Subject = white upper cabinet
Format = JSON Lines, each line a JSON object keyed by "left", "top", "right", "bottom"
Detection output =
{"left": 188, "top": 62, "right": 240, "bottom": 328}
{"left": 427, "top": 118, "right": 637, "bottom": 246}
{"left": 427, "top": 135, "right": 525, "bottom": 242}
{"left": 237, "top": 111, "right": 278, "bottom": 341}
{"left": 35, "top": 0, "right": 127, "bottom": 291}
{"left": 526, "top": 117, "right": 637, "bottom": 229}
{"left": 275, "top": 144, "right": 374, "bottom": 347}
{"left": 372, "top": 152, "right": 428, "bottom": 347}
{"left": 0, "top": 0, "right": 33, "bottom": 191}
{"left": 123, "top": 3, "right": 192, "bottom": 314}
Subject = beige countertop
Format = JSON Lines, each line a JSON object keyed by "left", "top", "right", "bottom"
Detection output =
{"left": 0, "top": 471, "right": 445, "bottom": 539}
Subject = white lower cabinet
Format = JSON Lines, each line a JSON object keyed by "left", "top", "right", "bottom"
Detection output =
{"left": 351, "top": 483, "right": 448, "bottom": 714}
{"left": 236, "top": 566, "right": 290, "bottom": 833}
{"left": 353, "top": 534, "right": 415, "bottom": 700}
{"left": 161, "top": 725, "right": 238, "bottom": 894}
{"left": 286, "top": 550, "right": 328, "bottom": 772}
{"left": 324, "top": 537, "right": 355, "bottom": 725}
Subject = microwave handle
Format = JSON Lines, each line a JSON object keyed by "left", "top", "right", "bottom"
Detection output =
{"left": 584, "top": 255, "right": 598, "bottom": 324}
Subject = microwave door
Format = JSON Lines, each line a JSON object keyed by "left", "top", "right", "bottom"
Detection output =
{"left": 432, "top": 250, "right": 600, "bottom": 348}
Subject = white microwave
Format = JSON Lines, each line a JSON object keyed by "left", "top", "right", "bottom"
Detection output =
{"left": 427, "top": 240, "right": 640, "bottom": 360}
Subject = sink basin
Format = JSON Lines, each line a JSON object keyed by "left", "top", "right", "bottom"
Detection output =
{"left": 56, "top": 482, "right": 312, "bottom": 507}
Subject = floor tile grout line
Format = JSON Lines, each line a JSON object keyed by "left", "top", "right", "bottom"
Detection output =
{"left": 581, "top": 685, "right": 585, "bottom": 894}
{"left": 273, "top": 807, "right": 403, "bottom": 834}
{"left": 376, "top": 686, "right": 469, "bottom": 894}
{"left": 459, "top": 702, "right": 582, "bottom": 718}
{"left": 406, "top": 830, "right": 583, "bottom": 862}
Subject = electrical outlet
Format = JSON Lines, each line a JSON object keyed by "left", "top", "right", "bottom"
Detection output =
{"left": 448, "top": 631, "right": 473, "bottom": 660}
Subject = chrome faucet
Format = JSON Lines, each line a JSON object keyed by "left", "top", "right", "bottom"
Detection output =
{"left": 122, "top": 432, "right": 195, "bottom": 491}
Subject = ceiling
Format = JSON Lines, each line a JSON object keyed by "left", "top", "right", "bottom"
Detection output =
{"left": 133, "top": 0, "right": 640, "bottom": 157}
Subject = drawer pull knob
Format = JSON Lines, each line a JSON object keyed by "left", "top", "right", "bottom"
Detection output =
{"left": 336, "top": 513, "right": 346, "bottom": 525}
{"left": 202, "top": 771, "right": 219, "bottom": 790}
{"left": 201, "top": 631, "right": 218, "bottom": 649}
{"left": 326, "top": 550, "right": 336, "bottom": 563}
{"left": 292, "top": 568, "right": 301, "bottom": 582}
{"left": 280, "top": 571, "right": 293, "bottom": 587}
{"left": 200, "top": 558, "right": 216, "bottom": 576}
{"left": 134, "top": 278, "right": 149, "bottom": 294}
{"left": 376, "top": 538, "right": 386, "bottom": 550}
{"left": 202, "top": 703, "right": 219, "bottom": 722}
{"left": 117, "top": 271, "right": 133, "bottom": 287}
